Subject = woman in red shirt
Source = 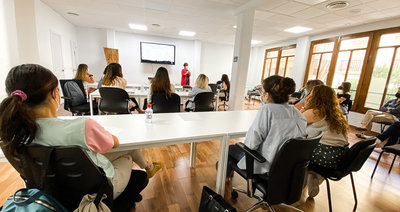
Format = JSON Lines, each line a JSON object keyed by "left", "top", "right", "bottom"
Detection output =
{"left": 181, "top": 62, "right": 190, "bottom": 86}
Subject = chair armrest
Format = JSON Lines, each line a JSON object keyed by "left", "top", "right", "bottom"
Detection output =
{"left": 61, "top": 96, "right": 72, "bottom": 100}
{"left": 236, "top": 142, "right": 266, "bottom": 163}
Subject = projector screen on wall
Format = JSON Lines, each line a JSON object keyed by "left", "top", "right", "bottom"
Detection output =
{"left": 140, "top": 42, "right": 175, "bottom": 65}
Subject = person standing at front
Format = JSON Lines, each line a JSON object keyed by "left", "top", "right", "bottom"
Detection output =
{"left": 181, "top": 63, "right": 190, "bottom": 86}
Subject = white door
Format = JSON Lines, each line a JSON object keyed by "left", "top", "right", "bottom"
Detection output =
{"left": 50, "top": 32, "right": 64, "bottom": 79}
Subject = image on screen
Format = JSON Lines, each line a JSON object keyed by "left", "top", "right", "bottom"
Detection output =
{"left": 140, "top": 42, "right": 175, "bottom": 65}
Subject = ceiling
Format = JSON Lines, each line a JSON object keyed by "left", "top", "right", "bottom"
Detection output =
{"left": 41, "top": 0, "right": 400, "bottom": 46}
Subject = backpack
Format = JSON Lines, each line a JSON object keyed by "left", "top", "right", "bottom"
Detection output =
{"left": 64, "top": 81, "right": 86, "bottom": 106}
{"left": 1, "top": 188, "right": 69, "bottom": 212}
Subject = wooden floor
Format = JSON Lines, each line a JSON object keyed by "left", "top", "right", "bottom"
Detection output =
{"left": 1, "top": 100, "right": 399, "bottom": 211}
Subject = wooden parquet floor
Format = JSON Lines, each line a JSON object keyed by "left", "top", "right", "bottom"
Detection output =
{"left": 1, "top": 101, "right": 399, "bottom": 211}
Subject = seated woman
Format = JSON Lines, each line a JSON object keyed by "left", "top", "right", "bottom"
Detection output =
{"left": 337, "top": 82, "right": 351, "bottom": 114}
{"left": 294, "top": 79, "right": 324, "bottom": 110}
{"left": 74, "top": 64, "right": 96, "bottom": 94}
{"left": 102, "top": 63, "right": 143, "bottom": 114}
{"left": 185, "top": 74, "right": 212, "bottom": 111}
{"left": 357, "top": 121, "right": 400, "bottom": 148}
{"left": 356, "top": 87, "right": 400, "bottom": 132}
{"left": 148, "top": 67, "right": 176, "bottom": 104}
{"left": 302, "top": 85, "right": 349, "bottom": 198}
{"left": 226, "top": 75, "right": 307, "bottom": 179}
{"left": 0, "top": 65, "right": 161, "bottom": 202}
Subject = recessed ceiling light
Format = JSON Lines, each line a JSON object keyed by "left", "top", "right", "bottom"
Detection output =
{"left": 67, "top": 12, "right": 79, "bottom": 16}
{"left": 233, "top": 25, "right": 237, "bottom": 29}
{"left": 251, "top": 40, "right": 262, "bottom": 44}
{"left": 129, "top": 24, "right": 148, "bottom": 31}
{"left": 284, "top": 26, "right": 312, "bottom": 34}
{"left": 326, "top": 1, "right": 349, "bottom": 10}
{"left": 179, "top": 30, "right": 196, "bottom": 37}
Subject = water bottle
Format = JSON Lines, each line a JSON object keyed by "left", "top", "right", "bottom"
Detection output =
{"left": 145, "top": 104, "right": 153, "bottom": 123}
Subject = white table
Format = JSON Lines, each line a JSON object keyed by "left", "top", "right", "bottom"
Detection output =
{"left": 82, "top": 111, "right": 257, "bottom": 195}
{"left": 89, "top": 89, "right": 191, "bottom": 115}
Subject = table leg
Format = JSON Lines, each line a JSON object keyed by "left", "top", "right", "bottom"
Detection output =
{"left": 89, "top": 94, "right": 94, "bottom": 116}
{"left": 189, "top": 142, "right": 197, "bottom": 168}
{"left": 216, "top": 135, "right": 229, "bottom": 196}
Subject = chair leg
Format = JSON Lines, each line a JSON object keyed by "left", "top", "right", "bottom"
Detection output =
{"left": 371, "top": 151, "right": 384, "bottom": 179}
{"left": 350, "top": 173, "right": 357, "bottom": 212}
{"left": 388, "top": 155, "right": 397, "bottom": 174}
{"left": 245, "top": 200, "right": 269, "bottom": 212}
{"left": 280, "top": 203, "right": 304, "bottom": 212}
{"left": 325, "top": 179, "right": 333, "bottom": 212}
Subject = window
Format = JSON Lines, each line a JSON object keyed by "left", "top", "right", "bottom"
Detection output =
{"left": 365, "top": 32, "right": 400, "bottom": 109}
{"left": 303, "top": 27, "right": 400, "bottom": 113}
{"left": 262, "top": 45, "right": 296, "bottom": 80}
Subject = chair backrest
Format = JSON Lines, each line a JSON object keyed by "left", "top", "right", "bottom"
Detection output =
{"left": 267, "top": 135, "right": 322, "bottom": 205}
{"left": 193, "top": 92, "right": 215, "bottom": 112}
{"left": 348, "top": 99, "right": 353, "bottom": 112}
{"left": 208, "top": 84, "right": 217, "bottom": 94}
{"left": 99, "top": 87, "right": 130, "bottom": 114}
{"left": 337, "top": 138, "right": 376, "bottom": 173}
{"left": 59, "top": 79, "right": 87, "bottom": 109}
{"left": 151, "top": 92, "right": 181, "bottom": 113}
{"left": 2, "top": 145, "right": 113, "bottom": 211}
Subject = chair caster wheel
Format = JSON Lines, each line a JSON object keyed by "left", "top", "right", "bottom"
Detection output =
{"left": 231, "top": 190, "right": 238, "bottom": 199}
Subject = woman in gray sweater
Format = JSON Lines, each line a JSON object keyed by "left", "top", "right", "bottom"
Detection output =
{"left": 185, "top": 74, "right": 212, "bottom": 111}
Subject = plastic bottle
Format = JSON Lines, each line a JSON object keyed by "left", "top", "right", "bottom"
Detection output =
{"left": 145, "top": 104, "right": 153, "bottom": 123}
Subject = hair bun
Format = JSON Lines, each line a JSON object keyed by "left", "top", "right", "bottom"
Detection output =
{"left": 278, "top": 77, "right": 296, "bottom": 95}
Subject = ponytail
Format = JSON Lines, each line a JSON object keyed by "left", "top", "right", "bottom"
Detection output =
{"left": 0, "top": 64, "right": 58, "bottom": 154}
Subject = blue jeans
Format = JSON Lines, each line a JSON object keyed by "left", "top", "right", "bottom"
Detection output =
{"left": 377, "top": 121, "right": 400, "bottom": 146}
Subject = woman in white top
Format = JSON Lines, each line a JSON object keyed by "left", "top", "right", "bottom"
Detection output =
{"left": 185, "top": 74, "right": 212, "bottom": 111}
{"left": 302, "top": 85, "right": 349, "bottom": 198}
{"left": 226, "top": 75, "right": 307, "bottom": 179}
{"left": 102, "top": 63, "right": 143, "bottom": 113}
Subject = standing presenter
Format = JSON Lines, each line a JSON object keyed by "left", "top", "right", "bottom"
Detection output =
{"left": 181, "top": 62, "right": 191, "bottom": 86}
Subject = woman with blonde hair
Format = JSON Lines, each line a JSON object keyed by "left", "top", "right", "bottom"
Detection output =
{"left": 148, "top": 67, "right": 176, "bottom": 104}
{"left": 302, "top": 85, "right": 349, "bottom": 198}
{"left": 185, "top": 74, "right": 212, "bottom": 111}
{"left": 74, "top": 64, "right": 95, "bottom": 94}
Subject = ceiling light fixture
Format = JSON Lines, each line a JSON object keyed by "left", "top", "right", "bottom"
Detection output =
{"left": 251, "top": 40, "right": 262, "bottom": 44}
{"left": 129, "top": 24, "right": 148, "bottom": 31}
{"left": 233, "top": 25, "right": 237, "bottom": 29}
{"left": 179, "top": 30, "right": 196, "bottom": 37}
{"left": 284, "top": 26, "right": 312, "bottom": 34}
{"left": 326, "top": 1, "right": 349, "bottom": 10}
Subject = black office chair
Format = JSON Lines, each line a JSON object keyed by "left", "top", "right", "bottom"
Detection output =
{"left": 59, "top": 79, "right": 98, "bottom": 115}
{"left": 229, "top": 135, "right": 322, "bottom": 212}
{"left": 99, "top": 87, "right": 130, "bottom": 114}
{"left": 371, "top": 143, "right": 400, "bottom": 179}
{"left": 193, "top": 92, "right": 215, "bottom": 112}
{"left": 309, "top": 138, "right": 376, "bottom": 212}
{"left": 219, "top": 90, "right": 229, "bottom": 111}
{"left": 375, "top": 121, "right": 392, "bottom": 133}
{"left": 208, "top": 83, "right": 217, "bottom": 94}
{"left": 151, "top": 92, "right": 181, "bottom": 113}
{"left": 2, "top": 145, "right": 148, "bottom": 211}
{"left": 344, "top": 99, "right": 353, "bottom": 121}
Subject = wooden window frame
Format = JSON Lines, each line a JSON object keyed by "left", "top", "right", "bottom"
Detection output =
{"left": 303, "top": 27, "right": 400, "bottom": 113}
{"left": 261, "top": 45, "right": 296, "bottom": 81}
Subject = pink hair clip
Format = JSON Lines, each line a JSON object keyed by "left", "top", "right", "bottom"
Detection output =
{"left": 11, "top": 90, "right": 27, "bottom": 102}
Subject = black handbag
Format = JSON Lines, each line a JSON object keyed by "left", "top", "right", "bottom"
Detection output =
{"left": 198, "top": 186, "right": 237, "bottom": 212}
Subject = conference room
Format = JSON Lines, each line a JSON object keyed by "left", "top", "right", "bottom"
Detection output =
{"left": 0, "top": 0, "right": 400, "bottom": 211}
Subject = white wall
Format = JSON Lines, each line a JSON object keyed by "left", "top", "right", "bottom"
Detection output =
{"left": 0, "top": 0, "right": 19, "bottom": 99}
{"left": 34, "top": 0, "right": 77, "bottom": 79}
{"left": 200, "top": 42, "right": 234, "bottom": 84}
{"left": 77, "top": 27, "right": 108, "bottom": 81}
{"left": 116, "top": 32, "right": 196, "bottom": 85}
